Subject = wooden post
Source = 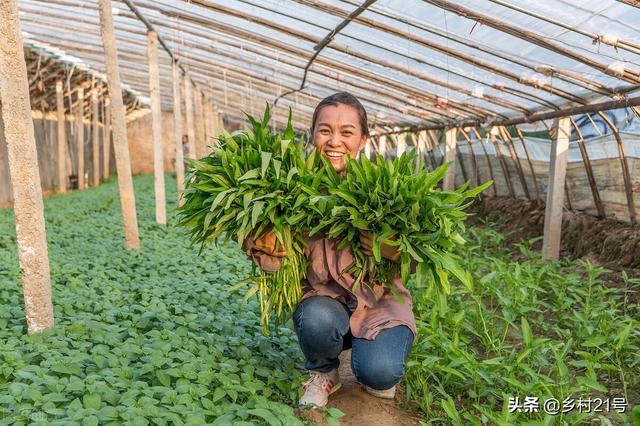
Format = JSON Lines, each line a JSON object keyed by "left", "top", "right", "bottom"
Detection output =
{"left": 195, "top": 88, "right": 206, "bottom": 158}
{"left": 364, "top": 138, "right": 372, "bottom": 159}
{"left": 76, "top": 87, "right": 85, "bottom": 190}
{"left": 377, "top": 135, "right": 387, "bottom": 158}
{"left": 0, "top": 0, "right": 54, "bottom": 334}
{"left": 98, "top": 0, "right": 140, "bottom": 250}
{"left": 542, "top": 117, "right": 571, "bottom": 260}
{"left": 172, "top": 61, "right": 185, "bottom": 205}
{"left": 212, "top": 104, "right": 218, "bottom": 141}
{"left": 55, "top": 80, "right": 67, "bottom": 193}
{"left": 91, "top": 90, "right": 100, "bottom": 187}
{"left": 396, "top": 133, "right": 407, "bottom": 156}
{"left": 147, "top": 30, "right": 166, "bottom": 225}
{"left": 103, "top": 97, "right": 111, "bottom": 179}
{"left": 203, "top": 95, "right": 212, "bottom": 152}
{"left": 443, "top": 128, "right": 457, "bottom": 190}
{"left": 183, "top": 73, "right": 197, "bottom": 159}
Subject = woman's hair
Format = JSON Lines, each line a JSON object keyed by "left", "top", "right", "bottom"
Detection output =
{"left": 310, "top": 92, "right": 369, "bottom": 137}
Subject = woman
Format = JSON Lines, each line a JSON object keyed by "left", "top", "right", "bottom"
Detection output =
{"left": 245, "top": 92, "right": 416, "bottom": 407}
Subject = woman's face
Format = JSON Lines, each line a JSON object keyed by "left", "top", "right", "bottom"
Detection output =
{"left": 313, "top": 104, "right": 367, "bottom": 174}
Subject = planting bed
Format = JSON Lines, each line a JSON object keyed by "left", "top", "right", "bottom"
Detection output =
{"left": 1, "top": 176, "right": 638, "bottom": 425}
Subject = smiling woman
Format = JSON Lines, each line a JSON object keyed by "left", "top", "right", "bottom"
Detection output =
{"left": 246, "top": 92, "right": 416, "bottom": 409}
{"left": 311, "top": 92, "right": 370, "bottom": 174}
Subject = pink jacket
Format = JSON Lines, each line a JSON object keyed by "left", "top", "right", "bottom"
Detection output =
{"left": 244, "top": 233, "right": 417, "bottom": 340}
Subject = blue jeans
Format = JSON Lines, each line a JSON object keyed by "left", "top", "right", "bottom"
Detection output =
{"left": 293, "top": 296, "right": 414, "bottom": 390}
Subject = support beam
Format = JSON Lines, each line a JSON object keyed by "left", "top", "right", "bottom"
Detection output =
{"left": 76, "top": 87, "right": 85, "bottom": 189}
{"left": 172, "top": 61, "right": 185, "bottom": 206}
{"left": 443, "top": 128, "right": 457, "bottom": 190}
{"left": 103, "top": 97, "right": 111, "bottom": 179}
{"left": 91, "top": 90, "right": 100, "bottom": 187}
{"left": 147, "top": 30, "right": 166, "bottom": 225}
{"left": 98, "top": 0, "right": 140, "bottom": 250}
{"left": 184, "top": 73, "right": 197, "bottom": 159}
{"left": 55, "top": 80, "right": 66, "bottom": 193}
{"left": 542, "top": 117, "right": 571, "bottom": 260}
{"left": 0, "top": 0, "right": 54, "bottom": 334}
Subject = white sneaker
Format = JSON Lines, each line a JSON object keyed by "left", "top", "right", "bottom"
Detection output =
{"left": 298, "top": 369, "right": 342, "bottom": 407}
{"left": 364, "top": 385, "right": 396, "bottom": 399}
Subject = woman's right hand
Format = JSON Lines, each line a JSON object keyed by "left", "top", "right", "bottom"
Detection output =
{"left": 254, "top": 231, "right": 287, "bottom": 258}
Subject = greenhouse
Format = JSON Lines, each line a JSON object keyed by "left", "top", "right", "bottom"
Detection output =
{"left": 0, "top": 0, "right": 639, "bottom": 424}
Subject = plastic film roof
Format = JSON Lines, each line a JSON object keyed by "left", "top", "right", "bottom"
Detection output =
{"left": 16, "top": 0, "right": 640, "bottom": 131}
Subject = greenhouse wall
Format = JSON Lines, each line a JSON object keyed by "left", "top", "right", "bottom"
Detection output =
{"left": 0, "top": 112, "right": 115, "bottom": 206}
{"left": 452, "top": 134, "right": 640, "bottom": 223}
{"left": 126, "top": 111, "right": 178, "bottom": 175}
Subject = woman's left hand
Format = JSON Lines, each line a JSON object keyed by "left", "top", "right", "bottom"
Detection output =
{"left": 359, "top": 231, "right": 401, "bottom": 262}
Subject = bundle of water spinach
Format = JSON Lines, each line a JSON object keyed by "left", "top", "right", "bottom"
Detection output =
{"left": 315, "top": 151, "right": 492, "bottom": 312}
{"left": 177, "top": 106, "right": 326, "bottom": 333}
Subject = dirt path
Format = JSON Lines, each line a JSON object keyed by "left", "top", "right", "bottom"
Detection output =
{"left": 301, "top": 350, "right": 422, "bottom": 426}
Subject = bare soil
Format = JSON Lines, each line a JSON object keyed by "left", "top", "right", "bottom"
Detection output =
{"left": 299, "top": 350, "right": 422, "bottom": 426}
{"left": 470, "top": 196, "right": 640, "bottom": 282}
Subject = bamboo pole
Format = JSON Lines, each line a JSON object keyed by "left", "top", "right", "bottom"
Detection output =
{"left": 420, "top": 130, "right": 437, "bottom": 170}
{"left": 91, "top": 89, "right": 100, "bottom": 187}
{"left": 514, "top": 126, "right": 541, "bottom": 200}
{"left": 458, "top": 128, "right": 479, "bottom": 188}
{"left": 490, "top": 128, "right": 515, "bottom": 197}
{"left": 172, "top": 61, "right": 185, "bottom": 206}
{"left": 0, "top": 0, "right": 54, "bottom": 334}
{"left": 542, "top": 117, "right": 571, "bottom": 259}
{"left": 98, "top": 0, "right": 140, "bottom": 250}
{"left": 76, "top": 87, "right": 85, "bottom": 189}
{"left": 183, "top": 72, "right": 197, "bottom": 159}
{"left": 147, "top": 30, "right": 166, "bottom": 225}
{"left": 103, "top": 97, "right": 111, "bottom": 179}
{"left": 443, "top": 128, "right": 457, "bottom": 190}
{"left": 55, "top": 80, "right": 66, "bottom": 193}
{"left": 597, "top": 111, "right": 637, "bottom": 224}
{"left": 472, "top": 128, "right": 498, "bottom": 197}
{"left": 455, "top": 142, "right": 468, "bottom": 185}
{"left": 499, "top": 126, "right": 530, "bottom": 199}
{"left": 570, "top": 118, "right": 605, "bottom": 219}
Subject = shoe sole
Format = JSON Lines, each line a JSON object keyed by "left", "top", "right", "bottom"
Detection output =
{"left": 364, "top": 386, "right": 395, "bottom": 399}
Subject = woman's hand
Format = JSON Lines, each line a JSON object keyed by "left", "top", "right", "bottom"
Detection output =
{"left": 254, "top": 231, "right": 287, "bottom": 258}
{"left": 359, "top": 231, "right": 401, "bottom": 262}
